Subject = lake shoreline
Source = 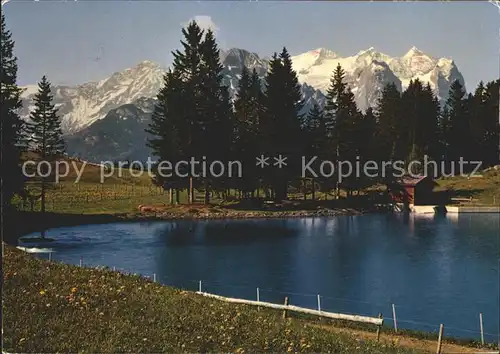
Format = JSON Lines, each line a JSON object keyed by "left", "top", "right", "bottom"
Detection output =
{"left": 6, "top": 206, "right": 383, "bottom": 245}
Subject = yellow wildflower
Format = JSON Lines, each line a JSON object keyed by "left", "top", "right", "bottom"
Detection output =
{"left": 39, "top": 290, "right": 46, "bottom": 295}
{"left": 71, "top": 287, "right": 77, "bottom": 293}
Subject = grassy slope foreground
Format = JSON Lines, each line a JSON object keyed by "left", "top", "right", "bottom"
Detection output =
{"left": 2, "top": 246, "right": 411, "bottom": 353}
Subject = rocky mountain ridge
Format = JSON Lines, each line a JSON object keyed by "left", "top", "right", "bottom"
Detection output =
{"left": 21, "top": 46, "right": 465, "bottom": 134}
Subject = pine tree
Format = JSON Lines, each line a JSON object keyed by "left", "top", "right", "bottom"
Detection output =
{"left": 324, "top": 63, "right": 347, "bottom": 145}
{"left": 303, "top": 103, "right": 328, "bottom": 200}
{"left": 147, "top": 21, "right": 235, "bottom": 204}
{"left": 399, "top": 79, "right": 440, "bottom": 174}
{"left": 446, "top": 80, "right": 469, "bottom": 164}
{"left": 170, "top": 21, "right": 205, "bottom": 203}
{"left": 304, "top": 104, "right": 327, "bottom": 156}
{"left": 234, "top": 66, "right": 263, "bottom": 197}
{"left": 324, "top": 63, "right": 362, "bottom": 197}
{"left": 375, "top": 83, "right": 402, "bottom": 161}
{"left": 262, "top": 48, "right": 304, "bottom": 201}
{"left": 469, "top": 80, "right": 499, "bottom": 167}
{"left": 261, "top": 52, "right": 282, "bottom": 161}
{"left": 401, "top": 79, "right": 423, "bottom": 168}
{"left": 25, "top": 75, "right": 65, "bottom": 215}
{"left": 0, "top": 13, "right": 24, "bottom": 216}
{"left": 146, "top": 70, "right": 184, "bottom": 204}
{"left": 421, "top": 83, "right": 440, "bottom": 160}
{"left": 358, "top": 107, "right": 378, "bottom": 165}
{"left": 482, "top": 80, "right": 500, "bottom": 167}
{"left": 199, "top": 29, "right": 234, "bottom": 203}
{"left": 339, "top": 87, "right": 364, "bottom": 196}
{"left": 439, "top": 105, "right": 451, "bottom": 163}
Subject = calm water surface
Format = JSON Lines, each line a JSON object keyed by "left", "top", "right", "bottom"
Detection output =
{"left": 23, "top": 213, "right": 499, "bottom": 341}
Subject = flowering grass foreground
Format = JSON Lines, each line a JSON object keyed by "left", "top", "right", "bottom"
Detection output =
{"left": 3, "top": 246, "right": 412, "bottom": 353}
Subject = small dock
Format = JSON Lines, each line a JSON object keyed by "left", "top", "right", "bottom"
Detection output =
{"left": 394, "top": 204, "right": 499, "bottom": 214}
{"left": 452, "top": 206, "right": 500, "bottom": 213}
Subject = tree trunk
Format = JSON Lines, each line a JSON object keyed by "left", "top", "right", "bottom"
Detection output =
{"left": 41, "top": 163, "right": 46, "bottom": 238}
{"left": 169, "top": 188, "right": 173, "bottom": 205}
{"left": 175, "top": 188, "right": 180, "bottom": 204}
{"left": 204, "top": 180, "right": 210, "bottom": 205}
{"left": 41, "top": 177, "right": 46, "bottom": 214}
{"left": 312, "top": 178, "right": 316, "bottom": 201}
{"left": 189, "top": 177, "right": 194, "bottom": 204}
{"left": 303, "top": 179, "right": 307, "bottom": 201}
{"left": 274, "top": 182, "right": 287, "bottom": 202}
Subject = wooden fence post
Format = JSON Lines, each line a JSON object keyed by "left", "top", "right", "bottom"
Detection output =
{"left": 436, "top": 323, "right": 444, "bottom": 354}
{"left": 392, "top": 304, "right": 398, "bottom": 333}
{"left": 198, "top": 280, "right": 202, "bottom": 293}
{"left": 479, "top": 313, "right": 484, "bottom": 345}
{"left": 282, "top": 297, "right": 289, "bottom": 319}
{"left": 376, "top": 313, "right": 382, "bottom": 341}
{"left": 317, "top": 294, "right": 321, "bottom": 312}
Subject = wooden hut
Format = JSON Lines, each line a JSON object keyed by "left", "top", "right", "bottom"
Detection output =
{"left": 389, "top": 175, "right": 437, "bottom": 206}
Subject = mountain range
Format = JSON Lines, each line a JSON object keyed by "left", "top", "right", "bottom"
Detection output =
{"left": 20, "top": 46, "right": 465, "bottom": 162}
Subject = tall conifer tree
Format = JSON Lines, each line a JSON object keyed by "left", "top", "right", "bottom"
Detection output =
{"left": 0, "top": 13, "right": 24, "bottom": 216}
{"left": 375, "top": 83, "right": 402, "bottom": 161}
{"left": 324, "top": 63, "right": 362, "bottom": 197}
{"left": 234, "top": 66, "right": 263, "bottom": 196}
{"left": 262, "top": 48, "right": 303, "bottom": 201}
{"left": 171, "top": 21, "right": 205, "bottom": 203}
{"left": 446, "top": 80, "right": 469, "bottom": 164}
{"left": 199, "top": 29, "right": 233, "bottom": 203}
{"left": 303, "top": 103, "right": 328, "bottom": 200}
{"left": 25, "top": 75, "right": 65, "bottom": 216}
{"left": 146, "top": 70, "right": 184, "bottom": 204}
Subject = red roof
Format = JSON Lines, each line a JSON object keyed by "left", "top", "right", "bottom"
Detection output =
{"left": 397, "top": 175, "right": 434, "bottom": 187}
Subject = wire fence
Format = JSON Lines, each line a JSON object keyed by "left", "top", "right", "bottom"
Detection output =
{"left": 13, "top": 183, "right": 168, "bottom": 212}
{"left": 36, "top": 251, "right": 499, "bottom": 346}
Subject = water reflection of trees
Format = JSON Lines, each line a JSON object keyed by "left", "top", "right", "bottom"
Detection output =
{"left": 148, "top": 220, "right": 300, "bottom": 295}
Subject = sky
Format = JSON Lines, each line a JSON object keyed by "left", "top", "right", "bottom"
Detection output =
{"left": 3, "top": 1, "right": 499, "bottom": 90}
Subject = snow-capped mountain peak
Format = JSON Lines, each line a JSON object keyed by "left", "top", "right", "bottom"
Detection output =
{"left": 21, "top": 60, "right": 165, "bottom": 134}
{"left": 310, "top": 48, "right": 338, "bottom": 59}
{"left": 403, "top": 46, "right": 427, "bottom": 58}
{"left": 292, "top": 45, "right": 464, "bottom": 111}
{"left": 356, "top": 46, "right": 376, "bottom": 56}
{"left": 220, "top": 48, "right": 268, "bottom": 72}
{"left": 20, "top": 46, "right": 464, "bottom": 135}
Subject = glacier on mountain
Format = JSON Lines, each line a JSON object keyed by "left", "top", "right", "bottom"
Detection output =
{"left": 291, "top": 46, "right": 464, "bottom": 111}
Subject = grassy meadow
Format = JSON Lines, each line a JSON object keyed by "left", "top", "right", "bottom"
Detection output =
{"left": 3, "top": 246, "right": 411, "bottom": 353}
